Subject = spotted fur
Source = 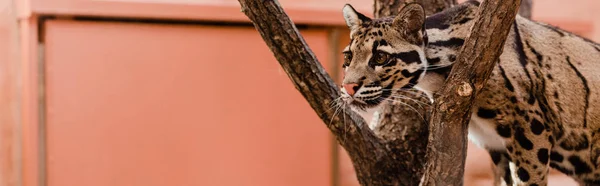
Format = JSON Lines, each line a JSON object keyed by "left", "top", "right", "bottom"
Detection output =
{"left": 340, "top": 1, "right": 600, "bottom": 185}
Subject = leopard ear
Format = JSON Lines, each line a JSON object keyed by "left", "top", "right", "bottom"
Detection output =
{"left": 343, "top": 4, "right": 371, "bottom": 32}
{"left": 393, "top": 3, "right": 426, "bottom": 34}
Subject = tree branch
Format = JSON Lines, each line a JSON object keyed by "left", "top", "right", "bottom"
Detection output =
{"left": 420, "top": 0, "right": 522, "bottom": 185}
{"left": 238, "top": 1, "right": 413, "bottom": 185}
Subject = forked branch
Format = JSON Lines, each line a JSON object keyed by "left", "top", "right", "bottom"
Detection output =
{"left": 238, "top": 0, "right": 521, "bottom": 185}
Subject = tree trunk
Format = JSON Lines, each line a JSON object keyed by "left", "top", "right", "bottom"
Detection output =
{"left": 420, "top": 0, "right": 522, "bottom": 185}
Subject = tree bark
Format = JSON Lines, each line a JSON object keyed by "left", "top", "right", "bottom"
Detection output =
{"left": 420, "top": 0, "right": 522, "bottom": 185}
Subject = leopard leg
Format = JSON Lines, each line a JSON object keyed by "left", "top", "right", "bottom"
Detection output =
{"left": 505, "top": 125, "right": 552, "bottom": 186}
{"left": 489, "top": 150, "right": 513, "bottom": 186}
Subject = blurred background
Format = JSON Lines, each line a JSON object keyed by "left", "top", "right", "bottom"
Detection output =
{"left": 0, "top": 0, "right": 598, "bottom": 185}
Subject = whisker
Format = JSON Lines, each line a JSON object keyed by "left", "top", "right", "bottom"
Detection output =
{"left": 342, "top": 102, "right": 348, "bottom": 144}
{"left": 391, "top": 95, "right": 431, "bottom": 108}
{"left": 329, "top": 101, "right": 343, "bottom": 126}
{"left": 381, "top": 89, "right": 427, "bottom": 98}
{"left": 419, "top": 66, "right": 453, "bottom": 70}
{"left": 383, "top": 98, "right": 427, "bottom": 122}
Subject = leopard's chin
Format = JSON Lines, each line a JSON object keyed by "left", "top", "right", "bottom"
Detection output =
{"left": 344, "top": 91, "right": 391, "bottom": 111}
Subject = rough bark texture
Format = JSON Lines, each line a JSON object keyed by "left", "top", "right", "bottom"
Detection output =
{"left": 420, "top": 0, "right": 522, "bottom": 185}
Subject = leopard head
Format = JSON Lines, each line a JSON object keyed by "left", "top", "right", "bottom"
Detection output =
{"left": 340, "top": 3, "right": 428, "bottom": 110}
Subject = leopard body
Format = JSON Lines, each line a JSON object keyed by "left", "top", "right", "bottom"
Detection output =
{"left": 340, "top": 1, "right": 600, "bottom": 185}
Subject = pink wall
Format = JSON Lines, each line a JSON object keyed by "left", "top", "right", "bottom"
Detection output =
{"left": 3, "top": 0, "right": 599, "bottom": 186}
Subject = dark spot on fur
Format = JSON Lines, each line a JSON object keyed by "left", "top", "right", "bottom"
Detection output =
{"left": 566, "top": 56, "right": 590, "bottom": 128}
{"left": 526, "top": 41, "right": 544, "bottom": 62}
{"left": 498, "top": 65, "right": 514, "bottom": 92}
{"left": 507, "top": 146, "right": 514, "bottom": 153}
{"left": 530, "top": 119, "right": 544, "bottom": 135}
{"left": 429, "top": 38, "right": 465, "bottom": 48}
{"left": 379, "top": 39, "right": 388, "bottom": 46}
{"left": 515, "top": 127, "right": 534, "bottom": 150}
{"left": 510, "top": 96, "right": 518, "bottom": 103}
{"left": 568, "top": 155, "right": 592, "bottom": 174}
{"left": 427, "top": 57, "right": 441, "bottom": 64}
{"left": 401, "top": 70, "right": 411, "bottom": 77}
{"left": 448, "top": 54, "right": 457, "bottom": 62}
{"left": 537, "top": 148, "right": 549, "bottom": 164}
{"left": 560, "top": 134, "right": 589, "bottom": 151}
{"left": 477, "top": 108, "right": 496, "bottom": 119}
{"left": 517, "top": 168, "right": 530, "bottom": 181}
{"left": 516, "top": 108, "right": 526, "bottom": 116}
{"left": 550, "top": 151, "right": 564, "bottom": 162}
{"left": 503, "top": 166, "right": 513, "bottom": 184}
{"left": 457, "top": 17, "right": 473, "bottom": 24}
{"left": 496, "top": 125, "right": 511, "bottom": 138}
{"left": 490, "top": 151, "right": 502, "bottom": 165}
{"left": 391, "top": 51, "right": 421, "bottom": 64}
{"left": 550, "top": 162, "right": 573, "bottom": 175}
{"left": 380, "top": 75, "right": 392, "bottom": 82}
{"left": 527, "top": 96, "right": 536, "bottom": 105}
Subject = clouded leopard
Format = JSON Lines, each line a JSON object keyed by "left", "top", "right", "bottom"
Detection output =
{"left": 339, "top": 1, "right": 600, "bottom": 185}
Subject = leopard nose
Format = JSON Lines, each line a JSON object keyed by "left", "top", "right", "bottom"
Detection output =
{"left": 342, "top": 83, "right": 360, "bottom": 96}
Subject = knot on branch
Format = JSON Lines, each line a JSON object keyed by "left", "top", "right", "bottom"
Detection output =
{"left": 457, "top": 82, "right": 473, "bottom": 97}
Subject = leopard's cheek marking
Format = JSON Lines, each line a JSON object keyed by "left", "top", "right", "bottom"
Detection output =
{"left": 390, "top": 50, "right": 422, "bottom": 64}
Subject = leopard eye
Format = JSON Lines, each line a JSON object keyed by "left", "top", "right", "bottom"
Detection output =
{"left": 374, "top": 52, "right": 388, "bottom": 64}
{"left": 343, "top": 52, "right": 352, "bottom": 67}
